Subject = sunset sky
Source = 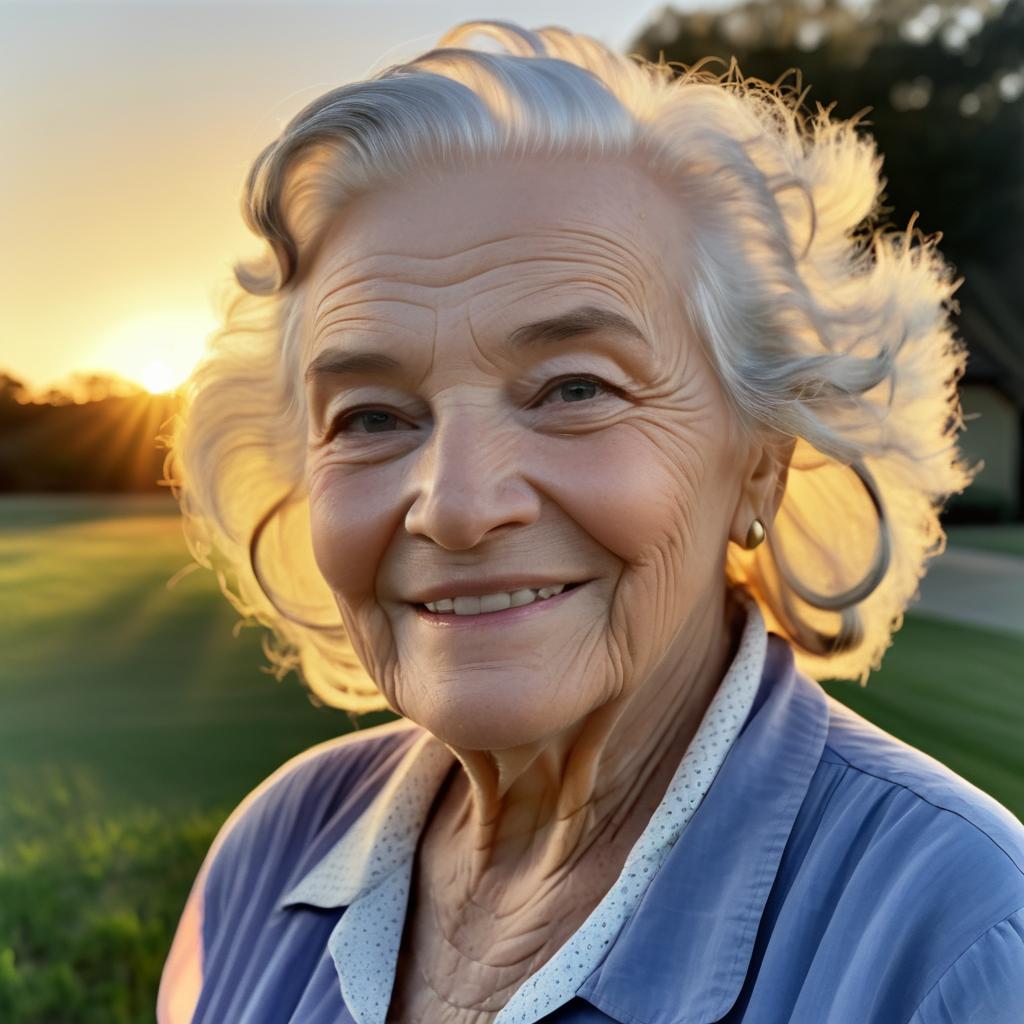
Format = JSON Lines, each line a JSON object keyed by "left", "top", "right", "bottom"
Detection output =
{"left": 2, "top": 0, "right": 732, "bottom": 395}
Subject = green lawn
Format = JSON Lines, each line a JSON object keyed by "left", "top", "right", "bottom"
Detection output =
{"left": 0, "top": 495, "right": 391, "bottom": 1024}
{"left": 0, "top": 495, "right": 1021, "bottom": 1022}
{"left": 0, "top": 495, "right": 392, "bottom": 830}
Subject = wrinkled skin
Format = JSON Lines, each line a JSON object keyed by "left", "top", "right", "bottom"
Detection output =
{"left": 302, "top": 155, "right": 792, "bottom": 1021}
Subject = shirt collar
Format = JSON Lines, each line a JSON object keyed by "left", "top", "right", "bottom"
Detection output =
{"left": 278, "top": 728, "right": 456, "bottom": 910}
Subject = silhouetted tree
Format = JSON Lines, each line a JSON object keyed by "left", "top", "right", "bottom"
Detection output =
{"left": 0, "top": 372, "right": 29, "bottom": 406}
{"left": 65, "top": 372, "right": 143, "bottom": 404}
{"left": 631, "top": 0, "right": 1024, "bottom": 341}
{"left": 0, "top": 369, "right": 177, "bottom": 493}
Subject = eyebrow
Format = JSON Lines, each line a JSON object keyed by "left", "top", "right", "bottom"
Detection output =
{"left": 505, "top": 305, "right": 651, "bottom": 353}
{"left": 303, "top": 304, "right": 652, "bottom": 386}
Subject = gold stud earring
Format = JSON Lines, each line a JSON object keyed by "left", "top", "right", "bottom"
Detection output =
{"left": 744, "top": 517, "right": 766, "bottom": 550}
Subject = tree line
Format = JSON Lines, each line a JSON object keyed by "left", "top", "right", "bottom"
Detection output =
{"left": 0, "top": 372, "right": 176, "bottom": 493}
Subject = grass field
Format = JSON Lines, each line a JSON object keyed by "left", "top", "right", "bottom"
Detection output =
{"left": 1, "top": 495, "right": 1022, "bottom": 1022}
{"left": 0, "top": 496, "right": 391, "bottom": 1023}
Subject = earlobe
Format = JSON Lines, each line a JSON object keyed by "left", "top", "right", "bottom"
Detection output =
{"left": 731, "top": 435, "right": 795, "bottom": 548}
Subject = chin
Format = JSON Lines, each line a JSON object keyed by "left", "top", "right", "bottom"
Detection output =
{"left": 404, "top": 671, "right": 591, "bottom": 753}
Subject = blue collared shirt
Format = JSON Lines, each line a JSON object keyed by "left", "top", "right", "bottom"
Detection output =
{"left": 277, "top": 591, "right": 770, "bottom": 1024}
{"left": 166, "top": 629, "right": 1024, "bottom": 1023}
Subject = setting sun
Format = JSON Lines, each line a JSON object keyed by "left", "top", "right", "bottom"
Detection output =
{"left": 88, "top": 310, "right": 218, "bottom": 394}
{"left": 138, "top": 359, "right": 181, "bottom": 395}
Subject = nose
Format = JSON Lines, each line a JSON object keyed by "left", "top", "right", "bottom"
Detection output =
{"left": 403, "top": 413, "right": 541, "bottom": 550}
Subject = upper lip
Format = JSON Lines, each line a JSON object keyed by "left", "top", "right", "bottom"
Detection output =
{"left": 407, "top": 575, "right": 590, "bottom": 605}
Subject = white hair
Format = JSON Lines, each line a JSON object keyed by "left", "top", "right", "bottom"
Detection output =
{"left": 167, "top": 20, "right": 979, "bottom": 711}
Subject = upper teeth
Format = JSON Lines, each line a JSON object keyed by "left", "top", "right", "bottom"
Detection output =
{"left": 424, "top": 584, "right": 567, "bottom": 615}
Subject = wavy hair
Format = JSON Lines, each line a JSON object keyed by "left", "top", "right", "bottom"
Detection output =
{"left": 166, "top": 20, "right": 980, "bottom": 711}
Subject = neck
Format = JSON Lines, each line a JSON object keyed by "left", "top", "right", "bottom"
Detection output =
{"left": 435, "top": 582, "right": 748, "bottom": 887}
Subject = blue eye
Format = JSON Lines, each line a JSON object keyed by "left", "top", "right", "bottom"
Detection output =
{"left": 355, "top": 411, "right": 400, "bottom": 432}
{"left": 539, "top": 376, "right": 609, "bottom": 406}
{"left": 562, "top": 379, "right": 598, "bottom": 402}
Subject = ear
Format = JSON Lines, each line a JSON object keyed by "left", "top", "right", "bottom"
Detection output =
{"left": 728, "top": 432, "right": 796, "bottom": 548}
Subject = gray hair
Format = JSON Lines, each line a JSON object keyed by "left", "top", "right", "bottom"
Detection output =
{"left": 168, "top": 20, "right": 979, "bottom": 711}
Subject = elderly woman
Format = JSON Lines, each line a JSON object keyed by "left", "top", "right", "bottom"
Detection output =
{"left": 157, "top": 20, "right": 1024, "bottom": 1024}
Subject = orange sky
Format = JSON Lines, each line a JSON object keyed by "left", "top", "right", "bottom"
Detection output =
{"left": 2, "top": 0, "right": 689, "bottom": 394}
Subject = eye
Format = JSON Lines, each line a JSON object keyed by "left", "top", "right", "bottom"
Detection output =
{"left": 328, "top": 408, "right": 414, "bottom": 437}
{"left": 536, "top": 375, "right": 612, "bottom": 407}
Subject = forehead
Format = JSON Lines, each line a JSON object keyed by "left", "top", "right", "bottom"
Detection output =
{"left": 301, "top": 156, "right": 690, "bottom": 347}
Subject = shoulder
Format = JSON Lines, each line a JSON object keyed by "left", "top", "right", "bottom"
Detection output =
{"left": 211, "top": 717, "right": 420, "bottom": 841}
{"left": 907, "top": 905, "right": 1024, "bottom": 1023}
{"left": 200, "top": 717, "right": 421, "bottom": 908}
{"left": 158, "top": 718, "right": 420, "bottom": 1023}
{"left": 781, "top": 691, "right": 1024, "bottom": 1018}
{"left": 820, "top": 691, "right": 1024, "bottom": 881}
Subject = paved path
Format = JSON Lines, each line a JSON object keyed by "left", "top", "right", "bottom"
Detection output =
{"left": 910, "top": 546, "right": 1024, "bottom": 637}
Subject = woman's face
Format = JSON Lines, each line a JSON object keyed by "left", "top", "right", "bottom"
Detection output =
{"left": 302, "top": 155, "right": 760, "bottom": 750}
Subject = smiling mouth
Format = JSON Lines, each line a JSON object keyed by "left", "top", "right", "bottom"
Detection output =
{"left": 414, "top": 580, "right": 588, "bottom": 619}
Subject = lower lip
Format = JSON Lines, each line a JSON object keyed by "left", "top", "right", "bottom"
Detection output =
{"left": 412, "top": 582, "right": 587, "bottom": 628}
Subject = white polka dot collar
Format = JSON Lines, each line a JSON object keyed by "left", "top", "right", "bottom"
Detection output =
{"left": 280, "top": 590, "right": 769, "bottom": 1024}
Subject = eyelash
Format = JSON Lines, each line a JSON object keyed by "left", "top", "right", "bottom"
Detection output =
{"left": 326, "top": 374, "right": 619, "bottom": 439}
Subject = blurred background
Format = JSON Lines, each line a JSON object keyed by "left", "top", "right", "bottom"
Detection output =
{"left": 2, "top": 0, "right": 1022, "bottom": 1020}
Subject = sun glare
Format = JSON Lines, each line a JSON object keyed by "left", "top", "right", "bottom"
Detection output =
{"left": 90, "top": 311, "right": 217, "bottom": 394}
{"left": 139, "top": 360, "right": 180, "bottom": 395}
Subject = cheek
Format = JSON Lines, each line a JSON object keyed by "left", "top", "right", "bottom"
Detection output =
{"left": 548, "top": 423, "right": 713, "bottom": 567}
{"left": 307, "top": 463, "right": 403, "bottom": 603}
{"left": 307, "top": 462, "right": 412, "bottom": 690}
{"left": 543, "top": 418, "right": 733, "bottom": 680}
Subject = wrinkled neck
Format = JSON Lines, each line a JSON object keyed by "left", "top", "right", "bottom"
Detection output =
{"left": 436, "top": 583, "right": 748, "bottom": 887}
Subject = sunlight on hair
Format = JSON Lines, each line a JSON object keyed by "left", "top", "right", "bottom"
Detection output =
{"left": 168, "top": 20, "right": 981, "bottom": 710}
